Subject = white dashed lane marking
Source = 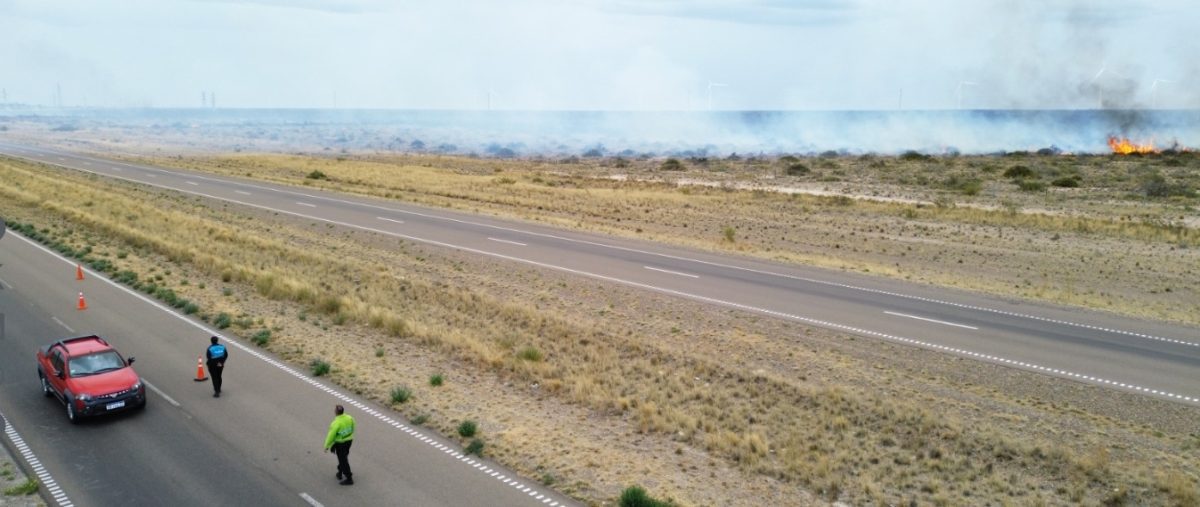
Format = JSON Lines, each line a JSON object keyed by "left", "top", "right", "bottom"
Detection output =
{"left": 376, "top": 216, "right": 405, "bottom": 224}
{"left": 884, "top": 311, "right": 978, "bottom": 330}
{"left": 143, "top": 380, "right": 181, "bottom": 407}
{"left": 296, "top": 202, "right": 316, "bottom": 207}
{"left": 644, "top": 266, "right": 699, "bottom": 279}
{"left": 299, "top": 492, "right": 324, "bottom": 507}
{"left": 235, "top": 190, "right": 251, "bottom": 196}
{"left": 488, "top": 237, "right": 527, "bottom": 247}
{"left": 185, "top": 181, "right": 199, "bottom": 186}
{"left": 51, "top": 316, "right": 75, "bottom": 333}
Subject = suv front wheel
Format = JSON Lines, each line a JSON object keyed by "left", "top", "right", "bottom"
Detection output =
{"left": 40, "top": 373, "right": 53, "bottom": 398}
{"left": 65, "top": 397, "right": 80, "bottom": 424}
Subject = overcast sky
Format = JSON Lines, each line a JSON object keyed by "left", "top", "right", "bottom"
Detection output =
{"left": 1, "top": 0, "right": 1195, "bottom": 110}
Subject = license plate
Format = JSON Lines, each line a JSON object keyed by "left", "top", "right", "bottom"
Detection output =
{"left": 106, "top": 400, "right": 125, "bottom": 410}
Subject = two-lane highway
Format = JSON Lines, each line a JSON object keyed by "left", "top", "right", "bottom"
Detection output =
{"left": 1, "top": 142, "right": 1198, "bottom": 408}
{"left": 0, "top": 204, "right": 578, "bottom": 505}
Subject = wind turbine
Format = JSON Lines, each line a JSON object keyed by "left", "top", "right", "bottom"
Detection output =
{"left": 1091, "top": 62, "right": 1108, "bottom": 109}
{"left": 707, "top": 82, "right": 727, "bottom": 111}
{"left": 956, "top": 81, "right": 978, "bottom": 110}
{"left": 1151, "top": 79, "right": 1174, "bottom": 109}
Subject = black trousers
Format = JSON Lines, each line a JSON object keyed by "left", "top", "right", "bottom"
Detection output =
{"left": 333, "top": 440, "right": 353, "bottom": 478}
{"left": 208, "top": 364, "right": 223, "bottom": 393}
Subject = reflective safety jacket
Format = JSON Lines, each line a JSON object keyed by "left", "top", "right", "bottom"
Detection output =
{"left": 324, "top": 413, "right": 356, "bottom": 449}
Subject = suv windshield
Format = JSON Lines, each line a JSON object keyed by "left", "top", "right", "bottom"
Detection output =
{"left": 68, "top": 351, "right": 126, "bottom": 377}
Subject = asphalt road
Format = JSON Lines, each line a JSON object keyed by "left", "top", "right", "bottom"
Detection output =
{"left": 0, "top": 191, "right": 578, "bottom": 504}
{"left": 1, "top": 142, "right": 1197, "bottom": 408}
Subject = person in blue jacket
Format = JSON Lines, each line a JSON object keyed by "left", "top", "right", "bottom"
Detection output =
{"left": 206, "top": 336, "right": 228, "bottom": 397}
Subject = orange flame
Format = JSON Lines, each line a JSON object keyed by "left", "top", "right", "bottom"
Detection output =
{"left": 1107, "top": 136, "right": 1156, "bottom": 155}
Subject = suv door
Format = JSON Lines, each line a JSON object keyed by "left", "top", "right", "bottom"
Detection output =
{"left": 47, "top": 347, "right": 67, "bottom": 396}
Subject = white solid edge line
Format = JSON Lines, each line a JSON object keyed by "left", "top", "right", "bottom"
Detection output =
{"left": 51, "top": 316, "right": 75, "bottom": 333}
{"left": 7, "top": 231, "right": 566, "bottom": 506}
{"left": 884, "top": 311, "right": 979, "bottom": 330}
{"left": 143, "top": 380, "right": 182, "bottom": 407}
{"left": 376, "top": 216, "right": 404, "bottom": 224}
{"left": 487, "top": 237, "right": 527, "bottom": 247}
{"left": 643, "top": 266, "right": 699, "bottom": 279}
{"left": 0, "top": 277, "right": 11, "bottom": 289}
{"left": 14, "top": 144, "right": 1185, "bottom": 346}
{"left": 299, "top": 492, "right": 324, "bottom": 507}
{"left": 9, "top": 151, "right": 1200, "bottom": 403}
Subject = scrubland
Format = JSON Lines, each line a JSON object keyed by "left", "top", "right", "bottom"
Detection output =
{"left": 1, "top": 148, "right": 1198, "bottom": 506}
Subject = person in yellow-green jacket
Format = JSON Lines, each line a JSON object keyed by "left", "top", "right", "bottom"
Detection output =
{"left": 324, "top": 404, "right": 356, "bottom": 485}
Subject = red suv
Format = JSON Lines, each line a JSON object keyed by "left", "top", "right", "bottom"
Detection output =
{"left": 37, "top": 335, "right": 146, "bottom": 423}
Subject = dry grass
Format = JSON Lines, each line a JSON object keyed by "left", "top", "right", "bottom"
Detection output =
{"left": 2, "top": 155, "right": 1198, "bottom": 506}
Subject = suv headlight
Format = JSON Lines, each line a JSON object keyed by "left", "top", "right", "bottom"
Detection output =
{"left": 76, "top": 393, "right": 93, "bottom": 402}
{"left": 131, "top": 380, "right": 143, "bottom": 392}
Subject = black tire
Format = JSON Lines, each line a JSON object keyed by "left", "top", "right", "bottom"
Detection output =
{"left": 39, "top": 373, "right": 53, "bottom": 398}
{"left": 66, "top": 397, "right": 80, "bottom": 424}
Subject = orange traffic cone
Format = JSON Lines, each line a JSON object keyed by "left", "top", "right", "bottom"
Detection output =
{"left": 76, "top": 292, "right": 87, "bottom": 311}
{"left": 193, "top": 357, "right": 208, "bottom": 382}
{"left": 76, "top": 264, "right": 84, "bottom": 281}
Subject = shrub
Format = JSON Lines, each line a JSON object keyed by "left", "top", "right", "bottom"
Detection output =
{"left": 457, "top": 420, "right": 478, "bottom": 438}
{"left": 464, "top": 439, "right": 484, "bottom": 456}
{"left": 430, "top": 374, "right": 444, "bottom": 387}
{"left": 620, "top": 486, "right": 673, "bottom": 507}
{"left": 410, "top": 414, "right": 429, "bottom": 425}
{"left": 375, "top": 347, "right": 385, "bottom": 358}
{"left": 390, "top": 386, "right": 412, "bottom": 404}
{"left": 959, "top": 179, "right": 983, "bottom": 196}
{"left": 900, "top": 150, "right": 930, "bottom": 161}
{"left": 1003, "top": 165, "right": 1035, "bottom": 179}
{"left": 306, "top": 170, "right": 328, "bottom": 180}
{"left": 1018, "top": 180, "right": 1046, "bottom": 192}
{"left": 214, "top": 312, "right": 232, "bottom": 329}
{"left": 518, "top": 346, "right": 543, "bottom": 362}
{"left": 659, "top": 158, "right": 685, "bottom": 171}
{"left": 88, "top": 258, "right": 113, "bottom": 273}
{"left": 1051, "top": 177, "right": 1080, "bottom": 188}
{"left": 310, "top": 359, "right": 331, "bottom": 376}
{"left": 183, "top": 302, "right": 200, "bottom": 314}
{"left": 251, "top": 329, "right": 271, "bottom": 346}
{"left": 316, "top": 295, "right": 342, "bottom": 314}
{"left": 114, "top": 270, "right": 139, "bottom": 285}
{"left": 785, "top": 163, "right": 809, "bottom": 175}
{"left": 3, "top": 479, "right": 38, "bottom": 496}
{"left": 722, "top": 226, "right": 736, "bottom": 243}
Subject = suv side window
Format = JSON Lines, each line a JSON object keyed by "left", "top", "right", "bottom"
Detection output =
{"left": 50, "top": 347, "right": 65, "bottom": 376}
